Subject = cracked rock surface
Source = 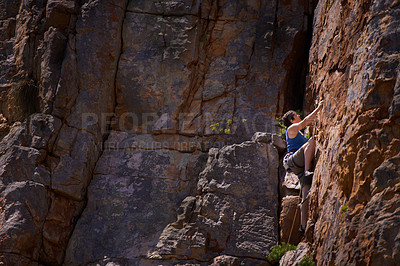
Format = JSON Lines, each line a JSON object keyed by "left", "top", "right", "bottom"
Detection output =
{"left": 5, "top": 0, "right": 399, "bottom": 265}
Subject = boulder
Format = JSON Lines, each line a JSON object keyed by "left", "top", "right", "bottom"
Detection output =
{"left": 149, "top": 141, "right": 279, "bottom": 262}
{"left": 279, "top": 196, "right": 302, "bottom": 245}
{"left": 281, "top": 171, "right": 301, "bottom": 197}
{"left": 252, "top": 132, "right": 272, "bottom": 143}
{"left": 0, "top": 181, "right": 48, "bottom": 261}
{"left": 279, "top": 243, "right": 312, "bottom": 266}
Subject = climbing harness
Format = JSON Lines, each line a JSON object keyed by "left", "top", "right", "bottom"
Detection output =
{"left": 283, "top": 152, "right": 294, "bottom": 171}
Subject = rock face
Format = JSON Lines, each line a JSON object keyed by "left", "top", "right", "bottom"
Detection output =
{"left": 66, "top": 135, "right": 280, "bottom": 265}
{"left": 64, "top": 130, "right": 208, "bottom": 264}
{"left": 279, "top": 196, "right": 302, "bottom": 245}
{"left": 1, "top": 0, "right": 398, "bottom": 266}
{"left": 0, "top": 0, "right": 312, "bottom": 265}
{"left": 112, "top": 0, "right": 312, "bottom": 139}
{"left": 151, "top": 140, "right": 279, "bottom": 262}
{"left": 305, "top": 0, "right": 400, "bottom": 265}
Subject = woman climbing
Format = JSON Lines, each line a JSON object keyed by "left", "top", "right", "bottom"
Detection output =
{"left": 281, "top": 100, "right": 324, "bottom": 233}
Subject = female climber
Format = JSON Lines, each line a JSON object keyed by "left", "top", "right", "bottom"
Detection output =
{"left": 281, "top": 100, "right": 323, "bottom": 233}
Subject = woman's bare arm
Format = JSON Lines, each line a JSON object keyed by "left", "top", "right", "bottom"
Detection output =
{"left": 288, "top": 101, "right": 324, "bottom": 135}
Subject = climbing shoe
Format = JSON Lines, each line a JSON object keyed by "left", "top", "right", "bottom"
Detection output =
{"left": 304, "top": 170, "right": 314, "bottom": 178}
{"left": 299, "top": 225, "right": 306, "bottom": 234}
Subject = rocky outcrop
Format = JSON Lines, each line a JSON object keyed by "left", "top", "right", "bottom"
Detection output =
{"left": 151, "top": 139, "right": 279, "bottom": 263}
{"left": 0, "top": 0, "right": 313, "bottom": 265}
{"left": 64, "top": 130, "right": 208, "bottom": 264}
{"left": 65, "top": 133, "right": 280, "bottom": 265}
{"left": 279, "top": 242, "right": 312, "bottom": 266}
{"left": 2, "top": 0, "right": 399, "bottom": 265}
{"left": 279, "top": 195, "right": 302, "bottom": 245}
{"left": 0, "top": 114, "right": 62, "bottom": 264}
{"left": 303, "top": 0, "right": 400, "bottom": 264}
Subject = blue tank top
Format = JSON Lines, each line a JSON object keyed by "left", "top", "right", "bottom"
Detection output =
{"left": 286, "top": 130, "right": 307, "bottom": 152}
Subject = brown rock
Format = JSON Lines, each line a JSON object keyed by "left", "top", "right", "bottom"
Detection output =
{"left": 51, "top": 34, "right": 79, "bottom": 119}
{"left": 40, "top": 195, "right": 84, "bottom": 265}
{"left": 305, "top": 0, "right": 400, "bottom": 264}
{"left": 280, "top": 196, "right": 302, "bottom": 245}
{"left": 63, "top": 131, "right": 207, "bottom": 265}
{"left": 149, "top": 141, "right": 279, "bottom": 262}
{"left": 51, "top": 129, "right": 102, "bottom": 201}
{"left": 115, "top": 0, "right": 309, "bottom": 141}
{"left": 45, "top": 0, "right": 76, "bottom": 30}
{"left": 0, "top": 181, "right": 48, "bottom": 261}
{"left": 281, "top": 171, "right": 301, "bottom": 197}
{"left": 0, "top": 0, "right": 358, "bottom": 265}
{"left": 0, "top": 253, "right": 38, "bottom": 266}
{"left": 67, "top": 0, "right": 128, "bottom": 133}
{"left": 211, "top": 255, "right": 240, "bottom": 266}
{"left": 38, "top": 27, "right": 68, "bottom": 113}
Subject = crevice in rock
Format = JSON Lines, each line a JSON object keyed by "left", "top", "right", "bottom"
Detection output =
{"left": 111, "top": 0, "right": 128, "bottom": 135}
{"left": 280, "top": 0, "right": 317, "bottom": 114}
{"left": 271, "top": 0, "right": 279, "bottom": 57}
{"left": 59, "top": 1, "right": 129, "bottom": 264}
{"left": 176, "top": 1, "right": 219, "bottom": 135}
{"left": 276, "top": 0, "right": 317, "bottom": 247}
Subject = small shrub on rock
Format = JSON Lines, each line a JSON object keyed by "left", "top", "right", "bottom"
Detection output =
{"left": 267, "top": 242, "right": 297, "bottom": 264}
{"left": 299, "top": 255, "right": 315, "bottom": 266}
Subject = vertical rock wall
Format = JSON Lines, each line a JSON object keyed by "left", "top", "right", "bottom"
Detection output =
{"left": 1, "top": 0, "right": 398, "bottom": 265}
{"left": 0, "top": 0, "right": 312, "bottom": 265}
{"left": 306, "top": 0, "right": 400, "bottom": 265}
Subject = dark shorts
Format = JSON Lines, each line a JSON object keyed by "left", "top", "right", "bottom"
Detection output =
{"left": 287, "top": 146, "right": 312, "bottom": 187}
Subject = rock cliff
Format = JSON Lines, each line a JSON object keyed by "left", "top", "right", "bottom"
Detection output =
{"left": 0, "top": 0, "right": 399, "bottom": 265}
{"left": 304, "top": 0, "right": 400, "bottom": 265}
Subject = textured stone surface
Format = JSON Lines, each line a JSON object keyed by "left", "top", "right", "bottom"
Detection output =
{"left": 279, "top": 242, "right": 312, "bottom": 266}
{"left": 304, "top": 0, "right": 400, "bottom": 265}
{"left": 114, "top": 0, "right": 310, "bottom": 139}
{"left": 3, "top": 0, "right": 398, "bottom": 265}
{"left": 281, "top": 171, "right": 301, "bottom": 197}
{"left": 0, "top": 181, "right": 48, "bottom": 260}
{"left": 0, "top": 1, "right": 129, "bottom": 264}
{"left": 149, "top": 140, "right": 279, "bottom": 263}
{"left": 64, "top": 130, "right": 207, "bottom": 265}
{"left": 280, "top": 196, "right": 302, "bottom": 245}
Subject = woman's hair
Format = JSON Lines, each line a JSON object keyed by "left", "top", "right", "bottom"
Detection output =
{"left": 282, "top": 110, "right": 297, "bottom": 127}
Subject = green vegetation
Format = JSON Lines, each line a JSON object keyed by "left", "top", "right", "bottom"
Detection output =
{"left": 296, "top": 109, "right": 303, "bottom": 117}
{"left": 341, "top": 204, "right": 348, "bottom": 214}
{"left": 299, "top": 255, "right": 315, "bottom": 266}
{"left": 275, "top": 117, "right": 286, "bottom": 138}
{"left": 209, "top": 118, "right": 246, "bottom": 135}
{"left": 199, "top": 34, "right": 207, "bottom": 42}
{"left": 267, "top": 243, "right": 297, "bottom": 264}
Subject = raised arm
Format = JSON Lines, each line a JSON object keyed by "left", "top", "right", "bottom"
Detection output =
{"left": 288, "top": 100, "right": 324, "bottom": 136}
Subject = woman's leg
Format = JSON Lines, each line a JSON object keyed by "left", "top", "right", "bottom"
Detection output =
{"left": 300, "top": 139, "right": 315, "bottom": 230}
{"left": 304, "top": 139, "right": 316, "bottom": 171}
